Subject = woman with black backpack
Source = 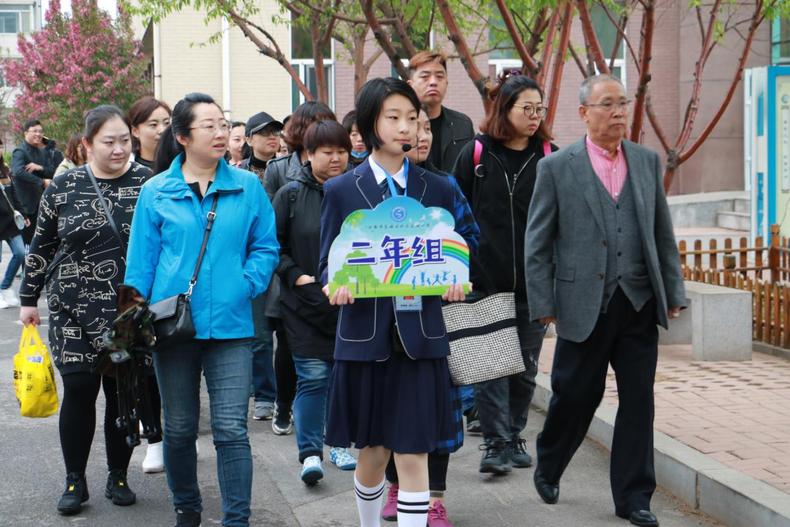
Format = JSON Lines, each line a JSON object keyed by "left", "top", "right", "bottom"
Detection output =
{"left": 453, "top": 71, "right": 558, "bottom": 476}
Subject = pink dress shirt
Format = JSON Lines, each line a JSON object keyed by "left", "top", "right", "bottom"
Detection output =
{"left": 585, "top": 136, "right": 627, "bottom": 200}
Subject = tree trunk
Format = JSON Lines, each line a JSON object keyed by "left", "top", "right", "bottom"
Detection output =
{"left": 536, "top": 7, "right": 561, "bottom": 87}
{"left": 226, "top": 8, "right": 313, "bottom": 101}
{"left": 544, "top": 1, "right": 572, "bottom": 133}
{"left": 629, "top": 0, "right": 654, "bottom": 142}
{"left": 576, "top": 0, "right": 610, "bottom": 74}
{"left": 494, "top": 0, "right": 539, "bottom": 75}
{"left": 311, "top": 21, "right": 328, "bottom": 103}
{"left": 436, "top": 0, "right": 491, "bottom": 105}
{"left": 360, "top": 0, "right": 409, "bottom": 79}
{"left": 663, "top": 1, "right": 765, "bottom": 192}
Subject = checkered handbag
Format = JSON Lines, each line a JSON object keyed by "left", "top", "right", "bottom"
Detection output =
{"left": 441, "top": 292, "right": 525, "bottom": 385}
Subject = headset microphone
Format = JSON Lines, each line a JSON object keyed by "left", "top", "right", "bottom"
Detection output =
{"left": 401, "top": 143, "right": 413, "bottom": 152}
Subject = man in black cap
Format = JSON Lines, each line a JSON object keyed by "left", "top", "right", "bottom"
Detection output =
{"left": 238, "top": 111, "right": 283, "bottom": 422}
{"left": 239, "top": 112, "right": 284, "bottom": 184}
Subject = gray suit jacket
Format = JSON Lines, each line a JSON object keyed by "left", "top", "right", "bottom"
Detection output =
{"left": 525, "top": 138, "right": 686, "bottom": 343}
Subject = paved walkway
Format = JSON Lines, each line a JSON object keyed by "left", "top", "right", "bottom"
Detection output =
{"left": 539, "top": 339, "right": 790, "bottom": 496}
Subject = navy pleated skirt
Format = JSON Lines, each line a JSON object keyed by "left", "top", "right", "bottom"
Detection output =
{"left": 325, "top": 349, "right": 456, "bottom": 454}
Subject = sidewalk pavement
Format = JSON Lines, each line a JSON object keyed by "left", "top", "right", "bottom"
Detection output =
{"left": 0, "top": 319, "right": 718, "bottom": 526}
{"left": 536, "top": 338, "right": 790, "bottom": 527}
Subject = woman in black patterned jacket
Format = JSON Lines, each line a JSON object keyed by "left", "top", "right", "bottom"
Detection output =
{"left": 19, "top": 105, "right": 152, "bottom": 517}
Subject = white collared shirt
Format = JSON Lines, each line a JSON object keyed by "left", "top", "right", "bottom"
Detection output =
{"left": 368, "top": 155, "right": 407, "bottom": 191}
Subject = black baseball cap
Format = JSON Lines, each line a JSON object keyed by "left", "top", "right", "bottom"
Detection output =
{"left": 245, "top": 112, "right": 284, "bottom": 137}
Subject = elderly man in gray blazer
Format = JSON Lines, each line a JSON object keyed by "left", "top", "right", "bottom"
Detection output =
{"left": 525, "top": 75, "right": 686, "bottom": 527}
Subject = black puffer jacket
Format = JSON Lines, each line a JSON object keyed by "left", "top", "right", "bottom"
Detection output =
{"left": 271, "top": 165, "right": 338, "bottom": 361}
{"left": 453, "top": 133, "right": 557, "bottom": 300}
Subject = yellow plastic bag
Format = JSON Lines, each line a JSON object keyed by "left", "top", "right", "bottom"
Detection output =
{"left": 13, "top": 325, "right": 58, "bottom": 418}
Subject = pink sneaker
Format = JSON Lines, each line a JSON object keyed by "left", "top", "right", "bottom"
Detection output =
{"left": 380, "top": 483, "right": 398, "bottom": 521}
{"left": 427, "top": 501, "right": 454, "bottom": 527}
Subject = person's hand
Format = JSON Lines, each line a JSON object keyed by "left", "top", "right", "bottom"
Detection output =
{"left": 442, "top": 283, "right": 470, "bottom": 302}
{"left": 295, "top": 275, "right": 316, "bottom": 286}
{"left": 668, "top": 307, "right": 682, "bottom": 320}
{"left": 23, "top": 218, "right": 30, "bottom": 227}
{"left": 24, "top": 162, "right": 43, "bottom": 172}
{"left": 42, "top": 179, "right": 52, "bottom": 188}
{"left": 20, "top": 307, "right": 40, "bottom": 326}
{"left": 324, "top": 285, "right": 354, "bottom": 305}
{"left": 539, "top": 316, "right": 557, "bottom": 325}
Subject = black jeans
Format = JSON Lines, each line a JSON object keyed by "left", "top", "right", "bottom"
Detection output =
{"left": 59, "top": 372, "right": 133, "bottom": 474}
{"left": 536, "top": 288, "right": 658, "bottom": 514}
{"left": 473, "top": 300, "right": 546, "bottom": 445}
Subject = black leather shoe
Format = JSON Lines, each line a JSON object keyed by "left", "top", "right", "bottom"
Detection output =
{"left": 533, "top": 469, "right": 559, "bottom": 504}
{"left": 616, "top": 509, "right": 659, "bottom": 527}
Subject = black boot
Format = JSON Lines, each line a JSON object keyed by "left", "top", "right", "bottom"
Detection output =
{"left": 57, "top": 472, "right": 89, "bottom": 515}
{"left": 105, "top": 468, "right": 136, "bottom": 506}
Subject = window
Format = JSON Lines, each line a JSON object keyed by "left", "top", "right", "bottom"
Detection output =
{"left": 290, "top": 18, "right": 334, "bottom": 110}
{"left": 0, "top": 5, "right": 31, "bottom": 34}
{"left": 591, "top": 3, "right": 626, "bottom": 86}
{"left": 773, "top": 19, "right": 790, "bottom": 65}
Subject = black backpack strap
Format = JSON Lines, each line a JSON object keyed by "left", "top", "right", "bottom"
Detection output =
{"left": 85, "top": 163, "right": 125, "bottom": 253}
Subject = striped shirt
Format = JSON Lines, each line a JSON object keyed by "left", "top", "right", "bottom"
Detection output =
{"left": 586, "top": 135, "right": 628, "bottom": 200}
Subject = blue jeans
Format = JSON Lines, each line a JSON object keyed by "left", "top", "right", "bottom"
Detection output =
{"left": 154, "top": 338, "right": 254, "bottom": 527}
{"left": 474, "top": 300, "right": 546, "bottom": 445}
{"left": 292, "top": 355, "right": 331, "bottom": 462}
{"left": 1, "top": 235, "right": 25, "bottom": 290}
{"left": 251, "top": 295, "right": 275, "bottom": 403}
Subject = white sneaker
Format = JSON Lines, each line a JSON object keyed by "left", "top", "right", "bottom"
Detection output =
{"left": 1, "top": 288, "right": 19, "bottom": 307}
{"left": 142, "top": 442, "right": 165, "bottom": 473}
{"left": 0, "top": 297, "right": 9, "bottom": 309}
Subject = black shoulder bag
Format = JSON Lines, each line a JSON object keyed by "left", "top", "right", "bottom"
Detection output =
{"left": 86, "top": 164, "right": 219, "bottom": 348}
{"left": 147, "top": 193, "right": 219, "bottom": 348}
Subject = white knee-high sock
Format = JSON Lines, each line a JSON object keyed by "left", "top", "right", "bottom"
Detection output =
{"left": 354, "top": 476, "right": 385, "bottom": 527}
{"left": 396, "top": 489, "right": 430, "bottom": 527}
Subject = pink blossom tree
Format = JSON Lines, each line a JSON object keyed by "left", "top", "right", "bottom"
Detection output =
{"left": 2, "top": 0, "right": 150, "bottom": 142}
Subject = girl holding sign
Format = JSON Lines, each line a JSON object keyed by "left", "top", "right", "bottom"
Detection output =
{"left": 318, "top": 77, "right": 475, "bottom": 527}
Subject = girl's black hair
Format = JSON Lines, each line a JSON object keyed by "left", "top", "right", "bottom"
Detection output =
{"left": 83, "top": 105, "right": 130, "bottom": 144}
{"left": 154, "top": 92, "right": 223, "bottom": 174}
{"left": 355, "top": 77, "right": 420, "bottom": 152}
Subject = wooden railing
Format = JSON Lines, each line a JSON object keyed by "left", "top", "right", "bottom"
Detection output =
{"left": 678, "top": 224, "right": 790, "bottom": 349}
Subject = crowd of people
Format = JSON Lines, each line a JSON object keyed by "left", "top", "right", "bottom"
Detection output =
{"left": 4, "top": 48, "right": 685, "bottom": 527}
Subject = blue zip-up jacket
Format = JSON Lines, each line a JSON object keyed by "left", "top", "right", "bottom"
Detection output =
{"left": 125, "top": 154, "right": 279, "bottom": 340}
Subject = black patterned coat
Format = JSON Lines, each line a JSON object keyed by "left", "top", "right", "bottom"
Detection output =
{"left": 19, "top": 163, "right": 152, "bottom": 374}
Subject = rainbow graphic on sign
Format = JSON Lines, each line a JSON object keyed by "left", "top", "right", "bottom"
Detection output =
{"left": 327, "top": 196, "right": 471, "bottom": 298}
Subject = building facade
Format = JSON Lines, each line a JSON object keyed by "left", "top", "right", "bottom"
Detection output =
{"left": 133, "top": 1, "right": 785, "bottom": 195}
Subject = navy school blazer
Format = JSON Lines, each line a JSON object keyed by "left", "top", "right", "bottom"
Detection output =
{"left": 319, "top": 158, "right": 459, "bottom": 361}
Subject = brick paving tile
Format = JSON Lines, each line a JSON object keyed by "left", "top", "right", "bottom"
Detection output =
{"left": 538, "top": 339, "right": 790, "bottom": 496}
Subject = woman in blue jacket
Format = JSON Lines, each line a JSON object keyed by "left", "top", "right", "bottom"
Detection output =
{"left": 124, "top": 92, "right": 279, "bottom": 527}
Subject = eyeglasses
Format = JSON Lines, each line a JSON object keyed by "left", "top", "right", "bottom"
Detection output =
{"left": 255, "top": 129, "right": 281, "bottom": 138}
{"left": 512, "top": 104, "right": 548, "bottom": 118}
{"left": 190, "top": 121, "right": 230, "bottom": 134}
{"left": 584, "top": 100, "right": 632, "bottom": 112}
